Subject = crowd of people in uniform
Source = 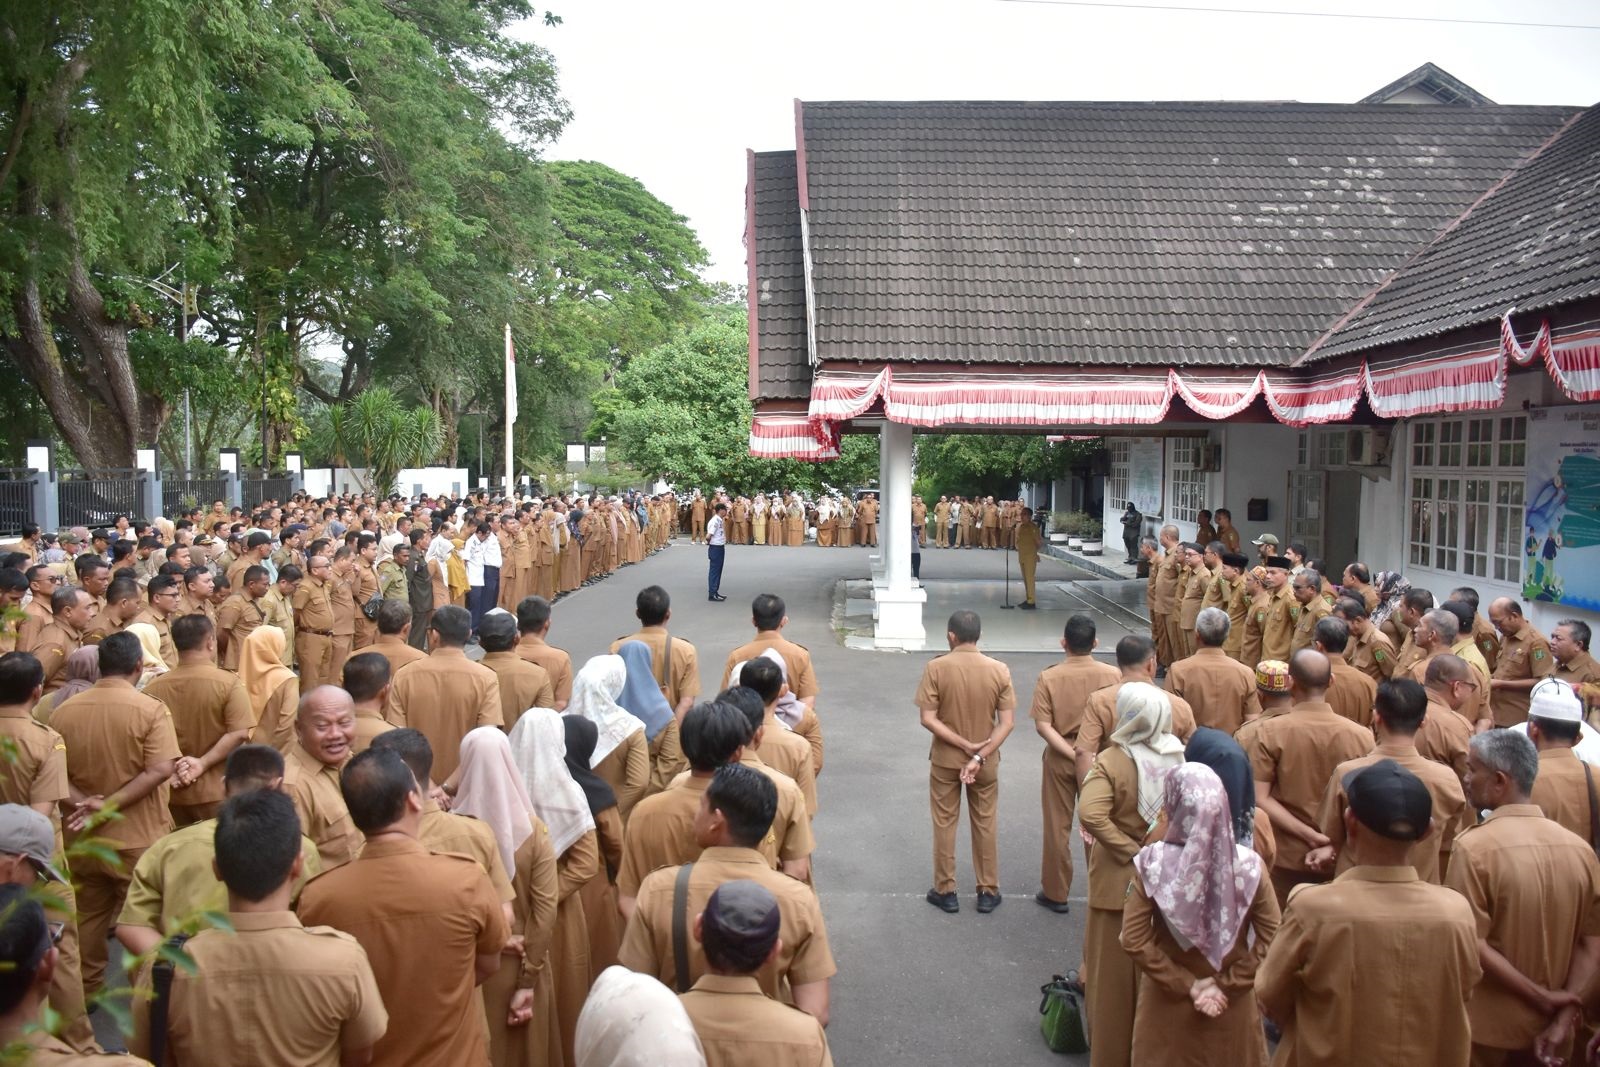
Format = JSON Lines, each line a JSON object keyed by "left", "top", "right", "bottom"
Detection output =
{"left": 910, "top": 511, "right": 1600, "bottom": 1067}
{"left": 680, "top": 489, "right": 1039, "bottom": 553}
{"left": 0, "top": 490, "right": 838, "bottom": 1066}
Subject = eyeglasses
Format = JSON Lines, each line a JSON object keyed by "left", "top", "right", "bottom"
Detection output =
{"left": 1455, "top": 679, "right": 1481, "bottom": 691}
{"left": 46, "top": 921, "right": 63, "bottom": 945}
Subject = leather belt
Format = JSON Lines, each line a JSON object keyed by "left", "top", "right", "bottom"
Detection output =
{"left": 301, "top": 628, "right": 333, "bottom": 637}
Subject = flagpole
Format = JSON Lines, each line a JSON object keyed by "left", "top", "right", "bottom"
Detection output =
{"left": 504, "top": 322, "right": 515, "bottom": 499}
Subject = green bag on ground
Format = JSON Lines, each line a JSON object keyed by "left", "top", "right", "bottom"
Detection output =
{"left": 1039, "top": 971, "right": 1089, "bottom": 1054}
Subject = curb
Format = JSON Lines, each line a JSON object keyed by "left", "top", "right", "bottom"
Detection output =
{"left": 1043, "top": 544, "right": 1139, "bottom": 582}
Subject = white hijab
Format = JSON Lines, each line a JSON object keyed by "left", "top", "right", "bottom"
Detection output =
{"left": 576, "top": 967, "right": 705, "bottom": 1067}
{"left": 1110, "top": 681, "right": 1187, "bottom": 827}
{"left": 729, "top": 647, "right": 804, "bottom": 730}
{"left": 566, "top": 654, "right": 645, "bottom": 767}
{"left": 451, "top": 727, "right": 537, "bottom": 872}
{"left": 425, "top": 533, "right": 454, "bottom": 567}
{"left": 506, "top": 707, "right": 595, "bottom": 857}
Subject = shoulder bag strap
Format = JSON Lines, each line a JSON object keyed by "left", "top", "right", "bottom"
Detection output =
{"left": 654, "top": 632, "right": 671, "bottom": 690}
{"left": 1584, "top": 761, "right": 1600, "bottom": 858}
{"left": 672, "top": 861, "right": 694, "bottom": 993}
{"left": 148, "top": 933, "right": 191, "bottom": 1066}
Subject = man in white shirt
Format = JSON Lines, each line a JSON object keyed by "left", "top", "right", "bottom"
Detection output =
{"left": 462, "top": 520, "right": 502, "bottom": 635}
{"left": 707, "top": 502, "right": 728, "bottom": 603}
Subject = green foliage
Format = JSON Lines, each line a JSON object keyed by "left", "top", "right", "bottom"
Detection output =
{"left": 310, "top": 388, "right": 446, "bottom": 494}
{"left": 913, "top": 435, "right": 1103, "bottom": 498}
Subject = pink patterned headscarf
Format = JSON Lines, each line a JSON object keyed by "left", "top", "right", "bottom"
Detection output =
{"left": 1132, "top": 762, "right": 1264, "bottom": 972}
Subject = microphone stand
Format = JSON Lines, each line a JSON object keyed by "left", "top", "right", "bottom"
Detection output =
{"left": 1001, "top": 539, "right": 1015, "bottom": 609}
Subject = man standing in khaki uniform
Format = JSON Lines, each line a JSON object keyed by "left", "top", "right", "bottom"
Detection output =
{"left": 1151, "top": 526, "right": 1182, "bottom": 668}
{"left": 1173, "top": 542, "right": 1207, "bottom": 662}
{"left": 1030, "top": 614, "right": 1118, "bottom": 913}
{"left": 50, "top": 631, "right": 181, "bottom": 996}
{"left": 167, "top": 788, "right": 387, "bottom": 1066}
{"left": 1414, "top": 655, "right": 1475, "bottom": 784}
{"left": 144, "top": 615, "right": 254, "bottom": 826}
{"left": 1289, "top": 569, "right": 1331, "bottom": 654}
{"left": 385, "top": 605, "right": 501, "bottom": 782}
{"left": 283, "top": 686, "right": 364, "bottom": 870}
{"left": 261, "top": 564, "right": 300, "bottom": 669}
{"left": 298, "top": 747, "right": 508, "bottom": 1067}
{"left": 934, "top": 496, "right": 950, "bottom": 548}
{"left": 517, "top": 595, "right": 573, "bottom": 710}
{"left": 1446, "top": 729, "right": 1600, "bottom": 1065}
{"left": 1331, "top": 597, "right": 1396, "bottom": 682}
{"left": 1258, "top": 761, "right": 1480, "bottom": 1067}
{"left": 215, "top": 564, "right": 269, "bottom": 670}
{"left": 1552, "top": 619, "right": 1599, "bottom": 717}
{"left": 1074, "top": 635, "right": 1198, "bottom": 782}
{"left": 1015, "top": 507, "right": 1043, "bottom": 610}
{"left": 1488, "top": 597, "right": 1556, "bottom": 727}
{"left": 476, "top": 613, "right": 552, "bottom": 734}
{"left": 1452, "top": 585, "right": 1501, "bottom": 672}
{"left": 341, "top": 654, "right": 398, "bottom": 755}
{"left": 1217, "top": 552, "right": 1250, "bottom": 660}
{"left": 1165, "top": 607, "right": 1260, "bottom": 734}
{"left": 610, "top": 585, "right": 700, "bottom": 717}
{"left": 1526, "top": 680, "right": 1594, "bottom": 841}
{"left": 690, "top": 492, "right": 707, "bottom": 544}
{"left": 720, "top": 594, "right": 824, "bottom": 777}
{"left": 292, "top": 555, "right": 336, "bottom": 689}
{"left": 1389, "top": 588, "right": 1435, "bottom": 680}
{"left": 859, "top": 492, "right": 879, "bottom": 547}
{"left": 1260, "top": 556, "right": 1299, "bottom": 663}
{"left": 369, "top": 599, "right": 426, "bottom": 680}
{"left": 1247, "top": 650, "right": 1374, "bottom": 902}
{"left": 915, "top": 610, "right": 1015, "bottom": 914}
{"left": 1312, "top": 616, "right": 1377, "bottom": 728}
{"left": 21, "top": 587, "right": 90, "bottom": 694}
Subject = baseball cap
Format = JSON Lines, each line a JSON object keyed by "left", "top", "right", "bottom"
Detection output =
{"left": 0, "top": 806, "right": 66, "bottom": 883}
{"left": 1344, "top": 759, "right": 1432, "bottom": 842}
{"left": 246, "top": 532, "right": 272, "bottom": 549}
{"left": 1251, "top": 533, "right": 1280, "bottom": 547}
{"left": 1529, "top": 678, "right": 1584, "bottom": 724}
{"left": 1255, "top": 660, "right": 1291, "bottom": 693}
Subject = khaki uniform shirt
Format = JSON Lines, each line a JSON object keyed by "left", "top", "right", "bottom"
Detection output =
{"left": 479, "top": 652, "right": 554, "bottom": 734}
{"left": 15, "top": 599, "right": 54, "bottom": 651}
{"left": 0, "top": 706, "right": 68, "bottom": 853}
{"left": 376, "top": 559, "right": 407, "bottom": 602}
{"left": 516, "top": 637, "right": 573, "bottom": 706}
{"left": 1257, "top": 866, "right": 1479, "bottom": 1067}
{"left": 679, "top": 974, "right": 834, "bottom": 1067}
{"left": 1240, "top": 590, "right": 1270, "bottom": 669}
{"left": 51, "top": 678, "right": 180, "bottom": 850}
{"left": 1559, "top": 651, "right": 1600, "bottom": 719}
{"left": 756, "top": 711, "right": 819, "bottom": 817}
{"left": 1415, "top": 691, "right": 1472, "bottom": 784}
{"left": 293, "top": 576, "right": 336, "bottom": 634}
{"left": 1261, "top": 584, "right": 1299, "bottom": 663}
{"left": 1491, "top": 625, "right": 1555, "bottom": 726}
{"left": 351, "top": 708, "right": 396, "bottom": 755}
{"left": 1246, "top": 701, "right": 1374, "bottom": 873}
{"left": 25, "top": 620, "right": 83, "bottom": 694}
{"left": 1289, "top": 595, "right": 1330, "bottom": 654}
{"left": 298, "top": 835, "right": 508, "bottom": 1067}
{"left": 171, "top": 911, "right": 386, "bottom": 1067}
{"left": 1318, "top": 742, "right": 1469, "bottom": 884}
{"left": 1164, "top": 647, "right": 1261, "bottom": 735}
{"left": 1222, "top": 574, "right": 1249, "bottom": 658}
{"left": 1345, "top": 626, "right": 1395, "bottom": 682}
{"left": 130, "top": 609, "right": 177, "bottom": 669}
{"left": 1445, "top": 804, "right": 1600, "bottom": 1051}
{"left": 385, "top": 648, "right": 502, "bottom": 782}
{"left": 1472, "top": 613, "right": 1501, "bottom": 673}
{"left": 1530, "top": 747, "right": 1595, "bottom": 843}
{"left": 722, "top": 633, "right": 819, "bottom": 702}
{"left": 143, "top": 664, "right": 255, "bottom": 807}
{"left": 1326, "top": 659, "right": 1377, "bottom": 727}
{"left": 1201, "top": 568, "right": 1230, "bottom": 615}
{"left": 284, "top": 743, "right": 362, "bottom": 870}
{"left": 261, "top": 587, "right": 296, "bottom": 663}
{"left": 23, "top": 1030, "right": 150, "bottom": 1066}
{"left": 1030, "top": 656, "right": 1121, "bottom": 750}
{"left": 619, "top": 845, "right": 836, "bottom": 998}
{"left": 617, "top": 775, "right": 705, "bottom": 897}
{"left": 371, "top": 634, "right": 426, "bottom": 680}
{"left": 1077, "top": 681, "right": 1197, "bottom": 762}
{"left": 418, "top": 799, "right": 515, "bottom": 903}
{"left": 1078, "top": 747, "right": 1150, "bottom": 909}
{"left": 1152, "top": 550, "right": 1181, "bottom": 616}
{"left": 610, "top": 626, "right": 700, "bottom": 709}
{"left": 119, "top": 819, "right": 321, "bottom": 934}
{"left": 1178, "top": 565, "right": 1208, "bottom": 629}
{"left": 216, "top": 591, "right": 266, "bottom": 670}
{"left": 914, "top": 646, "right": 1016, "bottom": 768}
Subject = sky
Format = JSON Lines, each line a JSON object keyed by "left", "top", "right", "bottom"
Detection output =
{"left": 520, "top": 0, "right": 1600, "bottom": 285}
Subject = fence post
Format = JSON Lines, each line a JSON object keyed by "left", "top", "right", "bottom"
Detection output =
{"left": 23, "top": 441, "right": 57, "bottom": 532}
{"left": 136, "top": 448, "right": 161, "bottom": 520}
{"left": 286, "top": 452, "right": 304, "bottom": 497}
{"left": 219, "top": 449, "right": 243, "bottom": 509}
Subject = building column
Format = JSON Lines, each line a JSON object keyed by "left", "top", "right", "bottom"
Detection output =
{"left": 873, "top": 421, "right": 926, "bottom": 648}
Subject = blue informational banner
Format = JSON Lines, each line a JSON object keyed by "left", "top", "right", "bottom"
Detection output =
{"left": 1524, "top": 404, "right": 1600, "bottom": 610}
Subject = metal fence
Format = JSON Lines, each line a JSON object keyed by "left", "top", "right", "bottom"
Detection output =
{"left": 0, "top": 470, "right": 36, "bottom": 536}
{"left": 242, "top": 473, "right": 294, "bottom": 508}
{"left": 163, "top": 472, "right": 230, "bottom": 516}
{"left": 58, "top": 469, "right": 145, "bottom": 527}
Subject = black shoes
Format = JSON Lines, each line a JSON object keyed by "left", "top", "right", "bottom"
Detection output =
{"left": 1019, "top": 602, "right": 1037, "bottom": 611}
{"left": 1035, "top": 892, "right": 1071, "bottom": 914}
{"left": 976, "top": 891, "right": 1002, "bottom": 914}
{"left": 926, "top": 889, "right": 959, "bottom": 913}
{"left": 708, "top": 593, "right": 727, "bottom": 602}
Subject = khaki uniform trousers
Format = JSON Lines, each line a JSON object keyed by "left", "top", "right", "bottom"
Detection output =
{"left": 295, "top": 631, "right": 333, "bottom": 691}
{"left": 1151, "top": 612, "right": 1173, "bottom": 667}
{"left": 935, "top": 522, "right": 949, "bottom": 548}
{"left": 691, "top": 515, "right": 705, "bottom": 542}
{"left": 1040, "top": 752, "right": 1078, "bottom": 902}
{"left": 863, "top": 522, "right": 878, "bottom": 547}
{"left": 982, "top": 524, "right": 997, "bottom": 549}
{"left": 929, "top": 759, "right": 999, "bottom": 893}
{"left": 330, "top": 634, "right": 353, "bottom": 682}
{"left": 73, "top": 845, "right": 143, "bottom": 995}
{"left": 1085, "top": 905, "right": 1137, "bottom": 1067}
{"left": 1020, "top": 551, "right": 1039, "bottom": 604}
{"left": 42, "top": 878, "right": 95, "bottom": 1051}
{"left": 1166, "top": 615, "right": 1190, "bottom": 663}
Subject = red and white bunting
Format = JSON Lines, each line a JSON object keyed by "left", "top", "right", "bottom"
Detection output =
{"left": 1362, "top": 346, "right": 1504, "bottom": 419}
{"left": 1503, "top": 312, "right": 1600, "bottom": 402}
{"left": 884, "top": 373, "right": 1174, "bottom": 427}
{"left": 749, "top": 414, "right": 841, "bottom": 460}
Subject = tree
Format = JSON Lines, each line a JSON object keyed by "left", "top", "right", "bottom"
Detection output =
{"left": 307, "top": 388, "right": 445, "bottom": 495}
{"left": 913, "top": 434, "right": 1103, "bottom": 499}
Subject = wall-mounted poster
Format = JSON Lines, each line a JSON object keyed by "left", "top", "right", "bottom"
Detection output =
{"left": 1127, "top": 438, "right": 1164, "bottom": 515}
{"left": 1524, "top": 404, "right": 1600, "bottom": 611}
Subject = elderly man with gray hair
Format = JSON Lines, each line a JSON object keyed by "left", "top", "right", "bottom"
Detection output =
{"left": 1408, "top": 608, "right": 1492, "bottom": 731}
{"left": 1446, "top": 727, "right": 1600, "bottom": 1065}
{"left": 1164, "top": 607, "right": 1260, "bottom": 735}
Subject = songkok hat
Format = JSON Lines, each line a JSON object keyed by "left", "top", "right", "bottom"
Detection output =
{"left": 1529, "top": 678, "right": 1584, "bottom": 724}
{"left": 1265, "top": 556, "right": 1295, "bottom": 570}
{"left": 1251, "top": 533, "right": 1280, "bottom": 547}
{"left": 1344, "top": 759, "right": 1432, "bottom": 842}
{"left": 1221, "top": 552, "right": 1250, "bottom": 569}
{"left": 701, "top": 880, "right": 781, "bottom": 953}
{"left": 246, "top": 531, "right": 272, "bottom": 549}
{"left": 1255, "top": 660, "right": 1291, "bottom": 693}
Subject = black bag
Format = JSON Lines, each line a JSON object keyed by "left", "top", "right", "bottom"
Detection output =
{"left": 361, "top": 594, "right": 384, "bottom": 621}
{"left": 148, "top": 933, "right": 193, "bottom": 1066}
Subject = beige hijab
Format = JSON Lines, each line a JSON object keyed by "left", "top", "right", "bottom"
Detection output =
{"left": 576, "top": 966, "right": 705, "bottom": 1067}
{"left": 125, "top": 623, "right": 169, "bottom": 689}
{"left": 240, "top": 626, "right": 298, "bottom": 718}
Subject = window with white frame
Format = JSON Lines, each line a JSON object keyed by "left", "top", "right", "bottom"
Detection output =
{"left": 1168, "top": 437, "right": 1208, "bottom": 524}
{"left": 1106, "top": 439, "right": 1130, "bottom": 514}
{"left": 1407, "top": 415, "right": 1526, "bottom": 582}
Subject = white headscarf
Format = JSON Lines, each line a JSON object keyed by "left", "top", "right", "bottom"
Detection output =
{"left": 506, "top": 707, "right": 595, "bottom": 857}
{"left": 729, "top": 647, "right": 804, "bottom": 729}
{"left": 576, "top": 967, "right": 706, "bottom": 1067}
{"left": 425, "top": 532, "right": 455, "bottom": 567}
{"left": 1109, "top": 681, "right": 1186, "bottom": 827}
{"left": 566, "top": 655, "right": 645, "bottom": 767}
{"left": 451, "top": 727, "right": 536, "bottom": 872}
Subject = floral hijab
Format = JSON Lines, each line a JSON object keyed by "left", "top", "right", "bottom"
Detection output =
{"left": 1132, "top": 762, "right": 1264, "bottom": 972}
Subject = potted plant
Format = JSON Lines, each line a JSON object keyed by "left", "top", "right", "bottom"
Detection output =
{"left": 1048, "top": 511, "right": 1077, "bottom": 544}
{"left": 1080, "top": 517, "right": 1105, "bottom": 556}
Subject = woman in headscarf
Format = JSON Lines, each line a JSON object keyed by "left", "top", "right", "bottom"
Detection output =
{"left": 1079, "top": 681, "right": 1186, "bottom": 1067}
{"left": 1184, "top": 727, "right": 1276, "bottom": 870}
{"left": 558, "top": 506, "right": 584, "bottom": 594}
{"left": 1121, "top": 763, "right": 1280, "bottom": 1066}
{"left": 125, "top": 622, "right": 171, "bottom": 690}
{"left": 31, "top": 646, "right": 100, "bottom": 724}
{"left": 566, "top": 655, "right": 650, "bottom": 820}
{"left": 575, "top": 966, "right": 705, "bottom": 1067}
{"left": 446, "top": 530, "right": 471, "bottom": 606}
{"left": 1372, "top": 570, "right": 1412, "bottom": 650}
{"left": 507, "top": 707, "right": 600, "bottom": 1067}
{"left": 239, "top": 626, "right": 299, "bottom": 752}
{"left": 453, "top": 727, "right": 562, "bottom": 1067}
{"left": 751, "top": 494, "right": 768, "bottom": 546}
{"left": 614, "top": 641, "right": 685, "bottom": 796}
{"left": 425, "top": 528, "right": 455, "bottom": 621}
{"left": 562, "top": 715, "right": 623, "bottom": 976}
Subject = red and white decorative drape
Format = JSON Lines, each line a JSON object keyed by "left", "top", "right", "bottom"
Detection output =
{"left": 748, "top": 414, "right": 841, "bottom": 460}
{"left": 1503, "top": 313, "right": 1600, "bottom": 402}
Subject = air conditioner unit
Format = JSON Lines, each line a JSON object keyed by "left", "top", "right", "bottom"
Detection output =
{"left": 1347, "top": 428, "right": 1392, "bottom": 466}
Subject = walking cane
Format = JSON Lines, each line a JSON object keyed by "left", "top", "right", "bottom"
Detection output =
{"left": 1001, "top": 541, "right": 1015, "bottom": 609}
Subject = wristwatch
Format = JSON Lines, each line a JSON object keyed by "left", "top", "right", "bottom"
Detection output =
{"left": 970, "top": 751, "right": 986, "bottom": 764}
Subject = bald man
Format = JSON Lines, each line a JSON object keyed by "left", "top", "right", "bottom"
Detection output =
{"left": 1488, "top": 597, "right": 1555, "bottom": 727}
{"left": 281, "top": 686, "right": 362, "bottom": 870}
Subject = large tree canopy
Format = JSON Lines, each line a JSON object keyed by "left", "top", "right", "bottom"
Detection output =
{"left": 913, "top": 434, "right": 1103, "bottom": 499}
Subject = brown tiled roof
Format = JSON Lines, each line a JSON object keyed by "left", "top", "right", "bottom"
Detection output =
{"left": 748, "top": 151, "right": 810, "bottom": 401}
{"left": 796, "top": 100, "right": 1577, "bottom": 368}
{"left": 1305, "top": 105, "right": 1600, "bottom": 362}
